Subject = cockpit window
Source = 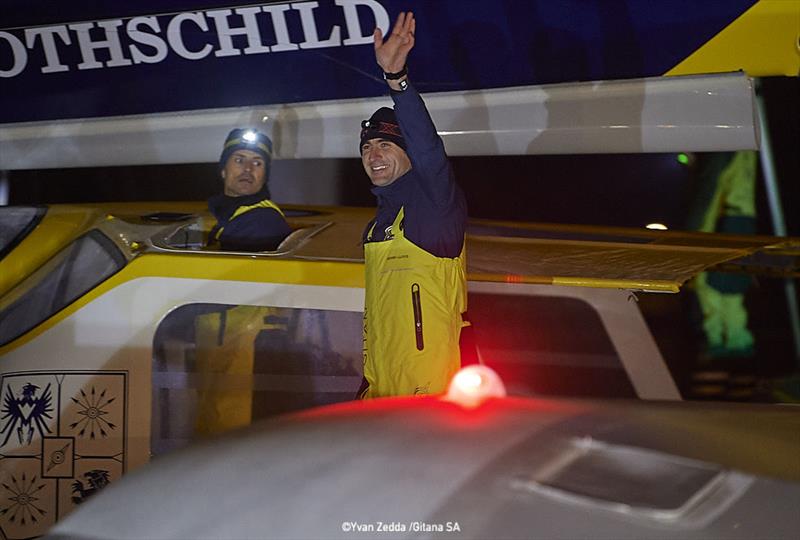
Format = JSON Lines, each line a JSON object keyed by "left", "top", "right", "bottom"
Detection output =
{"left": 162, "top": 221, "right": 207, "bottom": 249}
{"left": 156, "top": 220, "right": 331, "bottom": 254}
{"left": 0, "top": 206, "right": 46, "bottom": 260}
{"left": 0, "top": 230, "right": 125, "bottom": 346}
{"left": 151, "top": 303, "right": 363, "bottom": 455}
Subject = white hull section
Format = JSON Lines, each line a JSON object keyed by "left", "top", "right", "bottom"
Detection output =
{"left": 1, "top": 73, "right": 757, "bottom": 169}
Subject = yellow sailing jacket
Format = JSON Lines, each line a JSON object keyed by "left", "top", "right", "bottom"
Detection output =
{"left": 362, "top": 207, "right": 466, "bottom": 398}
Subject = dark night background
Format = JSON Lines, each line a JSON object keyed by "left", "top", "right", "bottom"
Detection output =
{"left": 5, "top": 76, "right": 799, "bottom": 399}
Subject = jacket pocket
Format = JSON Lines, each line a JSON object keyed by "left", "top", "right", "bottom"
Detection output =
{"left": 411, "top": 283, "right": 424, "bottom": 351}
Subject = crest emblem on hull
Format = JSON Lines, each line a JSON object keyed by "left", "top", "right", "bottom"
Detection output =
{"left": 1, "top": 383, "right": 53, "bottom": 447}
{"left": 0, "top": 371, "right": 127, "bottom": 540}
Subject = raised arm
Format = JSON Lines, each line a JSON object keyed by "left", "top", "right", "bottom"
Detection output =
{"left": 374, "top": 12, "right": 455, "bottom": 207}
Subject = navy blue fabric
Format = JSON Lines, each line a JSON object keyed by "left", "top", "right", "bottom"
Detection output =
{"left": 4, "top": 1, "right": 757, "bottom": 123}
{"left": 362, "top": 84, "right": 467, "bottom": 259}
{"left": 208, "top": 187, "right": 291, "bottom": 252}
{"left": 360, "top": 107, "right": 406, "bottom": 153}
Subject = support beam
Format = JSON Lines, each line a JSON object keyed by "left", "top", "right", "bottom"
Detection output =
{"left": 755, "top": 79, "right": 800, "bottom": 367}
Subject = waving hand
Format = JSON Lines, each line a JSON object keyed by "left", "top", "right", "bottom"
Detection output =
{"left": 373, "top": 11, "right": 416, "bottom": 75}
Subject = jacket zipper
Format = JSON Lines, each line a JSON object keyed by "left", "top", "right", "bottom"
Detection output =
{"left": 411, "top": 283, "right": 424, "bottom": 351}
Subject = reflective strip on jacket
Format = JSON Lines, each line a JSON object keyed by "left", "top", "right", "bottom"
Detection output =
{"left": 362, "top": 207, "right": 466, "bottom": 398}
{"left": 212, "top": 198, "right": 285, "bottom": 242}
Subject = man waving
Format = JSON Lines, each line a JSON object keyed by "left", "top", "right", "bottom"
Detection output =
{"left": 359, "top": 12, "right": 468, "bottom": 398}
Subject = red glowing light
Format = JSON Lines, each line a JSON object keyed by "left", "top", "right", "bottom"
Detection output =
{"left": 445, "top": 365, "right": 507, "bottom": 408}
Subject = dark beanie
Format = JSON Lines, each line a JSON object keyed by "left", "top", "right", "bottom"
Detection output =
{"left": 360, "top": 107, "right": 406, "bottom": 154}
{"left": 219, "top": 128, "right": 273, "bottom": 173}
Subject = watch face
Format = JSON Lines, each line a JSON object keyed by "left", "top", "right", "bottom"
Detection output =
{"left": 398, "top": 79, "right": 409, "bottom": 90}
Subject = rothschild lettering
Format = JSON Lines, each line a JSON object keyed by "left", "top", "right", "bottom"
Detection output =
{"left": 0, "top": 0, "right": 389, "bottom": 78}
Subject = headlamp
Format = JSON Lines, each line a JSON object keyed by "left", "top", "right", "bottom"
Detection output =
{"left": 360, "top": 120, "right": 403, "bottom": 137}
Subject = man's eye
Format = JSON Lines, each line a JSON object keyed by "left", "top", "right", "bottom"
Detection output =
{"left": 252, "top": 161, "right": 262, "bottom": 167}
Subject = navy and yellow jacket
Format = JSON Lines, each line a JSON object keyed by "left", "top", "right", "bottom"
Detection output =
{"left": 362, "top": 85, "right": 467, "bottom": 258}
{"left": 208, "top": 187, "right": 291, "bottom": 252}
{"left": 360, "top": 83, "right": 468, "bottom": 398}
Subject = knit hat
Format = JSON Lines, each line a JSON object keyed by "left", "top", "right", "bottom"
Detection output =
{"left": 360, "top": 107, "right": 406, "bottom": 154}
{"left": 219, "top": 128, "right": 273, "bottom": 174}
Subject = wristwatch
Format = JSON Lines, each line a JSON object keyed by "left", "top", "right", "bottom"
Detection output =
{"left": 384, "top": 66, "right": 409, "bottom": 91}
{"left": 383, "top": 65, "right": 408, "bottom": 80}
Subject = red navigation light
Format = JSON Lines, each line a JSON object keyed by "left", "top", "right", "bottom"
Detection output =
{"left": 445, "top": 365, "right": 507, "bottom": 408}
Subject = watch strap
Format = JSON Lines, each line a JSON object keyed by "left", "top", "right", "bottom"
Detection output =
{"left": 383, "top": 65, "right": 408, "bottom": 80}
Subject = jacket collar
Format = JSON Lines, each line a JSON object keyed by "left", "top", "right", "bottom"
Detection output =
{"left": 208, "top": 185, "right": 271, "bottom": 221}
{"left": 370, "top": 171, "right": 410, "bottom": 207}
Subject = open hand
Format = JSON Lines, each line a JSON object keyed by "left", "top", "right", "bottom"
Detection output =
{"left": 373, "top": 11, "right": 415, "bottom": 74}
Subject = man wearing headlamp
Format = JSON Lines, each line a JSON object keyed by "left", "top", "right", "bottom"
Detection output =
{"left": 358, "top": 12, "right": 468, "bottom": 398}
{"left": 208, "top": 128, "right": 291, "bottom": 251}
{"left": 196, "top": 129, "right": 293, "bottom": 436}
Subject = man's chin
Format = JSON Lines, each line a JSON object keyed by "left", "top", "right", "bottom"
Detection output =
{"left": 370, "top": 175, "right": 395, "bottom": 187}
{"left": 236, "top": 181, "right": 258, "bottom": 193}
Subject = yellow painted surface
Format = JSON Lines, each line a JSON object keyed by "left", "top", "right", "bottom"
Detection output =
{"left": 551, "top": 276, "right": 680, "bottom": 293}
{"left": 0, "top": 206, "right": 100, "bottom": 297}
{"left": 666, "top": 0, "right": 800, "bottom": 77}
{"left": 0, "top": 252, "right": 364, "bottom": 356}
{"left": 124, "top": 252, "right": 365, "bottom": 287}
{"left": 3, "top": 202, "right": 798, "bottom": 358}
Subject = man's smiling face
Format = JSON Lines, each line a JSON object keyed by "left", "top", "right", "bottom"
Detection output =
{"left": 221, "top": 150, "right": 267, "bottom": 197}
{"left": 361, "top": 138, "right": 412, "bottom": 187}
